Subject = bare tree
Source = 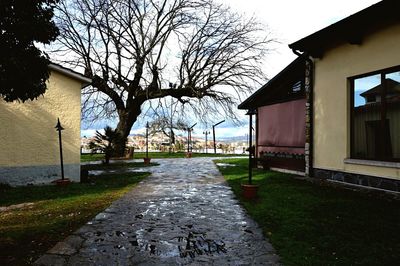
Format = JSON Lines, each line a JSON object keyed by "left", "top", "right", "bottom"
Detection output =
{"left": 148, "top": 96, "right": 188, "bottom": 151}
{"left": 149, "top": 112, "right": 187, "bottom": 139}
{"left": 54, "top": 0, "right": 272, "bottom": 155}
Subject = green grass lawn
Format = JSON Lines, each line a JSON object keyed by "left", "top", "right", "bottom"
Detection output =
{"left": 215, "top": 158, "right": 400, "bottom": 266}
{"left": 0, "top": 171, "right": 149, "bottom": 265}
{"left": 81, "top": 151, "right": 244, "bottom": 162}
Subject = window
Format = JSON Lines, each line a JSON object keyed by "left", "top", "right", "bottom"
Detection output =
{"left": 292, "top": 80, "right": 302, "bottom": 93}
{"left": 351, "top": 66, "right": 400, "bottom": 162}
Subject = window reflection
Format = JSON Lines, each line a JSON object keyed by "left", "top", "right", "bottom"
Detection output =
{"left": 352, "top": 69, "right": 400, "bottom": 161}
{"left": 384, "top": 71, "right": 400, "bottom": 160}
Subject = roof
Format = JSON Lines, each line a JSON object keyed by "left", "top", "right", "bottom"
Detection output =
{"left": 289, "top": 0, "right": 400, "bottom": 58}
{"left": 238, "top": 56, "right": 306, "bottom": 110}
{"left": 49, "top": 63, "right": 92, "bottom": 86}
{"left": 355, "top": 96, "right": 400, "bottom": 111}
{"left": 360, "top": 78, "right": 400, "bottom": 97}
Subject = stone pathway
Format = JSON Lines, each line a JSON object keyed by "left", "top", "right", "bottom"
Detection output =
{"left": 35, "top": 158, "right": 280, "bottom": 265}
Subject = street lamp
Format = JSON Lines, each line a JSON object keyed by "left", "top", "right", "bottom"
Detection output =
{"left": 143, "top": 122, "right": 151, "bottom": 164}
{"left": 168, "top": 83, "right": 176, "bottom": 154}
{"left": 203, "top": 131, "right": 210, "bottom": 154}
{"left": 187, "top": 123, "right": 197, "bottom": 153}
{"left": 55, "top": 118, "right": 65, "bottom": 181}
{"left": 246, "top": 109, "right": 257, "bottom": 184}
{"left": 212, "top": 120, "right": 225, "bottom": 154}
{"left": 145, "top": 121, "right": 149, "bottom": 159}
{"left": 54, "top": 118, "right": 71, "bottom": 185}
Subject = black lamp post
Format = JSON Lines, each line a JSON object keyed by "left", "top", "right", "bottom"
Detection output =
{"left": 212, "top": 120, "right": 225, "bottom": 154}
{"left": 168, "top": 83, "right": 177, "bottom": 154}
{"left": 203, "top": 131, "right": 210, "bottom": 154}
{"left": 246, "top": 109, "right": 257, "bottom": 184}
{"left": 187, "top": 123, "right": 197, "bottom": 153}
{"left": 55, "top": 118, "right": 65, "bottom": 181}
{"left": 145, "top": 121, "right": 149, "bottom": 158}
{"left": 143, "top": 122, "right": 152, "bottom": 164}
{"left": 187, "top": 128, "right": 190, "bottom": 153}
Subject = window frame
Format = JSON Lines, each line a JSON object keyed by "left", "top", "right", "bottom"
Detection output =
{"left": 349, "top": 65, "right": 400, "bottom": 162}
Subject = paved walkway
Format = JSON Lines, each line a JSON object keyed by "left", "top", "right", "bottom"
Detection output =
{"left": 35, "top": 158, "right": 280, "bottom": 265}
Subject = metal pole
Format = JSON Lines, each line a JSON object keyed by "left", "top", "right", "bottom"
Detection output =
{"left": 55, "top": 118, "right": 65, "bottom": 181}
{"left": 58, "top": 129, "right": 64, "bottom": 180}
{"left": 170, "top": 107, "right": 173, "bottom": 154}
{"left": 212, "top": 120, "right": 225, "bottom": 154}
{"left": 203, "top": 131, "right": 210, "bottom": 154}
{"left": 213, "top": 126, "right": 216, "bottom": 154}
{"left": 248, "top": 114, "right": 253, "bottom": 185}
{"left": 205, "top": 132, "right": 208, "bottom": 154}
{"left": 146, "top": 122, "right": 149, "bottom": 158}
{"left": 187, "top": 128, "right": 190, "bottom": 153}
{"left": 188, "top": 123, "right": 196, "bottom": 153}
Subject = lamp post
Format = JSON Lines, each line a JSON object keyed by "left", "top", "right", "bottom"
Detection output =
{"left": 212, "top": 120, "right": 225, "bottom": 154}
{"left": 55, "top": 118, "right": 65, "bottom": 181}
{"left": 187, "top": 128, "right": 190, "bottom": 153}
{"left": 203, "top": 131, "right": 210, "bottom": 154}
{"left": 246, "top": 109, "right": 257, "bottom": 184}
{"left": 187, "top": 123, "right": 197, "bottom": 153}
{"left": 169, "top": 83, "right": 177, "bottom": 154}
{"left": 145, "top": 122, "right": 149, "bottom": 159}
{"left": 142, "top": 121, "right": 152, "bottom": 164}
{"left": 240, "top": 108, "right": 259, "bottom": 200}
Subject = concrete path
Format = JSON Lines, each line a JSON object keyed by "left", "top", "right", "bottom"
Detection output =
{"left": 35, "top": 158, "right": 280, "bottom": 265}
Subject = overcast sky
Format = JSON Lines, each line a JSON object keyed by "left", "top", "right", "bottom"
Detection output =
{"left": 223, "top": 0, "right": 380, "bottom": 76}
{"left": 81, "top": 0, "right": 381, "bottom": 138}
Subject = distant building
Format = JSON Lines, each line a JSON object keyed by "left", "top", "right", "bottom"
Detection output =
{"left": 360, "top": 78, "right": 400, "bottom": 104}
{"left": 0, "top": 64, "right": 91, "bottom": 186}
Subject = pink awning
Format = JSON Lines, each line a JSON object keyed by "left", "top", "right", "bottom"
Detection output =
{"left": 257, "top": 99, "right": 306, "bottom": 154}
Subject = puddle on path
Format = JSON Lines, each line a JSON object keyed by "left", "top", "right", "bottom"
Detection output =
{"left": 215, "top": 163, "right": 236, "bottom": 167}
{"left": 89, "top": 168, "right": 145, "bottom": 176}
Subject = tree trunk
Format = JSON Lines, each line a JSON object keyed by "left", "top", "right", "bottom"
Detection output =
{"left": 114, "top": 104, "right": 142, "bottom": 157}
{"left": 114, "top": 115, "right": 133, "bottom": 157}
{"left": 104, "top": 153, "right": 110, "bottom": 164}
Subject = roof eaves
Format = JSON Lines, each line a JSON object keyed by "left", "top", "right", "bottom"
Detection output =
{"left": 238, "top": 56, "right": 305, "bottom": 109}
{"left": 49, "top": 63, "right": 92, "bottom": 86}
{"left": 289, "top": 0, "right": 398, "bottom": 55}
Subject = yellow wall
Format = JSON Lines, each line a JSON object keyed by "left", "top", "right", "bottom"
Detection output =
{"left": 313, "top": 23, "right": 400, "bottom": 180}
{"left": 0, "top": 71, "right": 82, "bottom": 182}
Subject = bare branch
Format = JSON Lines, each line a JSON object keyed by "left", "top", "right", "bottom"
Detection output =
{"left": 51, "top": 0, "right": 273, "bottom": 154}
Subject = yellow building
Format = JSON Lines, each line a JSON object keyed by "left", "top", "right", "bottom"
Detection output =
{"left": 288, "top": 0, "right": 400, "bottom": 191}
{"left": 0, "top": 64, "right": 91, "bottom": 186}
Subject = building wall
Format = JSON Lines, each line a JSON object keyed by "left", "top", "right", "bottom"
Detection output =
{"left": 0, "top": 71, "right": 82, "bottom": 186}
{"left": 313, "top": 23, "right": 400, "bottom": 180}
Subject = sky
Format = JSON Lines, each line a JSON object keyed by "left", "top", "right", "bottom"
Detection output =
{"left": 81, "top": 0, "right": 381, "bottom": 138}
{"left": 354, "top": 70, "right": 400, "bottom": 107}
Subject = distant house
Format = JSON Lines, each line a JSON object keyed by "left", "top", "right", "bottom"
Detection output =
{"left": 240, "top": 0, "right": 400, "bottom": 191}
{"left": 239, "top": 57, "right": 307, "bottom": 174}
{"left": 0, "top": 64, "right": 91, "bottom": 186}
{"left": 359, "top": 78, "right": 400, "bottom": 104}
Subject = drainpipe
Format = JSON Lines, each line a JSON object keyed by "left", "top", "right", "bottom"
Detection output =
{"left": 292, "top": 49, "right": 314, "bottom": 177}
